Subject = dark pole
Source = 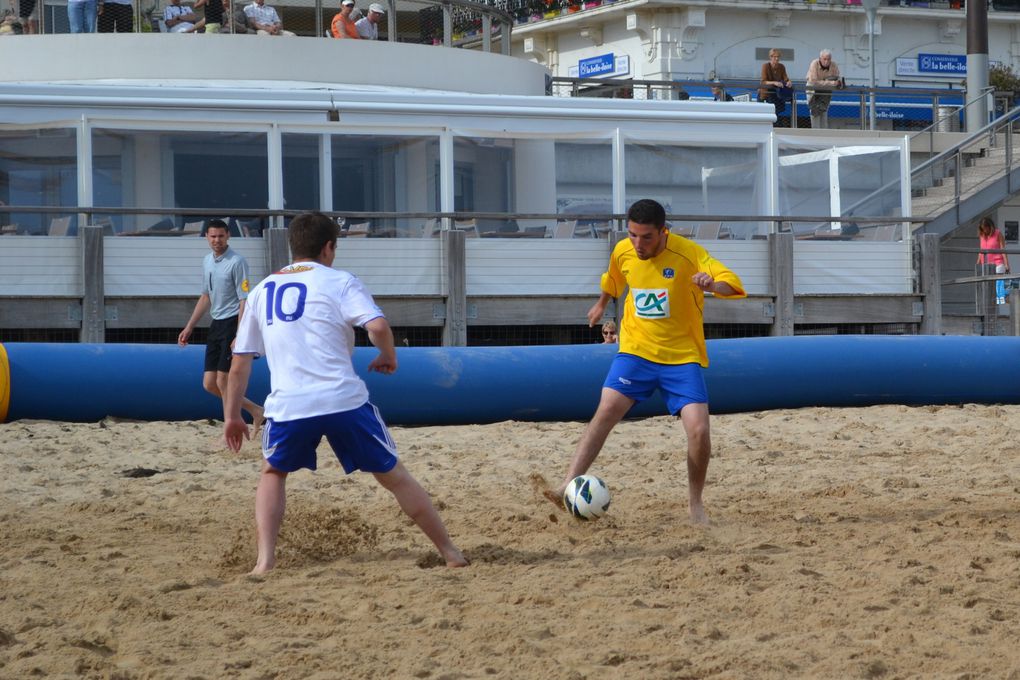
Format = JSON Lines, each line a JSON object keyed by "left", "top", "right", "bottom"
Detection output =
{"left": 967, "top": 0, "right": 989, "bottom": 132}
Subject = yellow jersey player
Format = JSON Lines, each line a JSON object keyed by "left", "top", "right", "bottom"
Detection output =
{"left": 554, "top": 199, "right": 745, "bottom": 524}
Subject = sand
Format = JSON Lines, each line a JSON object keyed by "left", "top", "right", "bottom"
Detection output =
{"left": 1, "top": 404, "right": 1019, "bottom": 679}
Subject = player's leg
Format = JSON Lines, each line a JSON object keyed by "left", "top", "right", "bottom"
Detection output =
{"left": 373, "top": 462, "right": 468, "bottom": 568}
{"left": 327, "top": 404, "right": 467, "bottom": 567}
{"left": 661, "top": 363, "right": 711, "bottom": 524}
{"left": 243, "top": 398, "right": 265, "bottom": 436}
{"left": 251, "top": 417, "right": 322, "bottom": 573}
{"left": 678, "top": 402, "right": 711, "bottom": 525}
{"left": 203, "top": 320, "right": 228, "bottom": 398}
{"left": 202, "top": 369, "right": 221, "bottom": 397}
{"left": 557, "top": 386, "right": 634, "bottom": 495}
{"left": 252, "top": 462, "right": 287, "bottom": 574}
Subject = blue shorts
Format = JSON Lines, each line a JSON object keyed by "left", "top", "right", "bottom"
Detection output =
{"left": 604, "top": 353, "right": 708, "bottom": 416}
{"left": 261, "top": 402, "right": 399, "bottom": 474}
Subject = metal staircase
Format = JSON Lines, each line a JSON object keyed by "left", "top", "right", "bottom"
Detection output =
{"left": 911, "top": 107, "right": 1020, "bottom": 236}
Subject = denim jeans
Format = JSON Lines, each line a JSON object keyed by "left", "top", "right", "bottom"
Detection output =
{"left": 68, "top": 0, "right": 97, "bottom": 33}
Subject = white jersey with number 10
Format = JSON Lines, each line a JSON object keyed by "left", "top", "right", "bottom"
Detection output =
{"left": 234, "top": 261, "right": 385, "bottom": 422}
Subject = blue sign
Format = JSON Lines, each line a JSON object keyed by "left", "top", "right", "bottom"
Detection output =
{"left": 578, "top": 53, "right": 615, "bottom": 78}
{"left": 917, "top": 53, "right": 967, "bottom": 75}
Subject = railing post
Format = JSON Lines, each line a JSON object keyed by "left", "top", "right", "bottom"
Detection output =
{"left": 80, "top": 225, "right": 105, "bottom": 344}
{"left": 790, "top": 86, "right": 798, "bottom": 129}
{"left": 769, "top": 230, "right": 794, "bottom": 336}
{"left": 442, "top": 228, "right": 467, "bottom": 347}
{"left": 954, "top": 151, "right": 962, "bottom": 199}
{"left": 443, "top": 4, "right": 452, "bottom": 48}
{"left": 501, "top": 22, "right": 511, "bottom": 56}
{"left": 266, "top": 226, "right": 290, "bottom": 275}
{"left": 918, "top": 233, "right": 942, "bottom": 336}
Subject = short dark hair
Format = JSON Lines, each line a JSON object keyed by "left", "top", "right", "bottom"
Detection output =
{"left": 288, "top": 212, "right": 338, "bottom": 260}
{"left": 206, "top": 219, "right": 229, "bottom": 235}
{"left": 627, "top": 199, "right": 666, "bottom": 229}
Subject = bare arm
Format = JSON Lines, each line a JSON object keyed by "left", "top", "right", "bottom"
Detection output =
{"left": 364, "top": 316, "right": 397, "bottom": 374}
{"left": 223, "top": 354, "right": 254, "bottom": 452}
{"left": 586, "top": 291, "right": 615, "bottom": 327}
{"left": 178, "top": 293, "right": 211, "bottom": 346}
{"left": 692, "top": 272, "right": 739, "bottom": 296}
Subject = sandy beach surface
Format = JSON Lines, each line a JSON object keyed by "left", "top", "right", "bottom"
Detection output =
{"left": 2, "top": 404, "right": 1019, "bottom": 679}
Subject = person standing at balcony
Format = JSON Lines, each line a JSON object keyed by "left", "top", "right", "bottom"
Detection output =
{"left": 331, "top": 0, "right": 360, "bottom": 38}
{"left": 17, "top": 0, "right": 36, "bottom": 34}
{"left": 354, "top": 2, "right": 384, "bottom": 39}
{"left": 806, "top": 49, "right": 843, "bottom": 129}
{"left": 97, "top": 0, "right": 132, "bottom": 32}
{"left": 977, "top": 216, "right": 1011, "bottom": 305}
{"left": 244, "top": 0, "right": 294, "bottom": 35}
{"left": 759, "top": 48, "right": 792, "bottom": 127}
{"left": 222, "top": 212, "right": 468, "bottom": 573}
{"left": 68, "top": 0, "right": 98, "bottom": 32}
{"left": 194, "top": 0, "right": 224, "bottom": 32}
{"left": 178, "top": 220, "right": 265, "bottom": 436}
{"left": 547, "top": 199, "right": 746, "bottom": 524}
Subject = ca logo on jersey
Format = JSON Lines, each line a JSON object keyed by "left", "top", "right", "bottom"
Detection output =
{"left": 633, "top": 288, "right": 669, "bottom": 318}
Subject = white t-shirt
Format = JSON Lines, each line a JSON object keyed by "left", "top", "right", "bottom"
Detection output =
{"left": 354, "top": 16, "right": 377, "bottom": 39}
{"left": 234, "top": 261, "right": 384, "bottom": 421}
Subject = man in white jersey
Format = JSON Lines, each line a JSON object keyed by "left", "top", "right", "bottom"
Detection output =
{"left": 223, "top": 212, "right": 468, "bottom": 573}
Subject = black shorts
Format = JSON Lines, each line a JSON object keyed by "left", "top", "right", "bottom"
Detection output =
{"left": 205, "top": 315, "right": 239, "bottom": 373}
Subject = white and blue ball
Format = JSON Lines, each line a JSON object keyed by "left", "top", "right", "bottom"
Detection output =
{"left": 563, "top": 474, "right": 611, "bottom": 520}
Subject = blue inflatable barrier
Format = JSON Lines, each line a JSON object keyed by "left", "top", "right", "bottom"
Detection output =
{"left": 1, "top": 336, "right": 1019, "bottom": 425}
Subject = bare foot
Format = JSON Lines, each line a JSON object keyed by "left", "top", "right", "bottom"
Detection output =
{"left": 249, "top": 557, "right": 275, "bottom": 574}
{"left": 530, "top": 472, "right": 566, "bottom": 511}
{"left": 444, "top": 549, "right": 470, "bottom": 568}
{"left": 689, "top": 503, "right": 709, "bottom": 526}
{"left": 250, "top": 408, "right": 265, "bottom": 439}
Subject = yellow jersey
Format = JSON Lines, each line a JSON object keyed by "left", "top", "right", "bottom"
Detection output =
{"left": 601, "top": 232, "right": 746, "bottom": 366}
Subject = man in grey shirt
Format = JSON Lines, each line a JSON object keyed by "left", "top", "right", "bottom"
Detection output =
{"left": 178, "top": 219, "right": 264, "bottom": 433}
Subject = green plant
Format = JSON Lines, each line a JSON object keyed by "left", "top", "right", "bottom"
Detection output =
{"left": 989, "top": 64, "right": 1020, "bottom": 96}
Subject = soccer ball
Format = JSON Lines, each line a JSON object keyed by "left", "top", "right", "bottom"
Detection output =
{"left": 563, "top": 474, "right": 611, "bottom": 520}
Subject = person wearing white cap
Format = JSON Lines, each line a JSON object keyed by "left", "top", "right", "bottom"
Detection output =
{"left": 331, "top": 0, "right": 359, "bottom": 38}
{"left": 354, "top": 1, "right": 384, "bottom": 40}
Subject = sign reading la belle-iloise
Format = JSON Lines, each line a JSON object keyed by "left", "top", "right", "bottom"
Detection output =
{"left": 569, "top": 54, "right": 630, "bottom": 79}
{"left": 578, "top": 53, "right": 615, "bottom": 78}
{"left": 917, "top": 53, "right": 967, "bottom": 75}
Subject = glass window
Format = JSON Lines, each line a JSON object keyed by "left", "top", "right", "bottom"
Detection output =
{"left": 0, "top": 128, "right": 78, "bottom": 236}
{"left": 779, "top": 143, "right": 902, "bottom": 238}
{"left": 282, "top": 133, "right": 320, "bottom": 213}
{"left": 625, "top": 143, "right": 763, "bottom": 239}
{"left": 92, "top": 129, "right": 268, "bottom": 234}
{"left": 331, "top": 134, "right": 439, "bottom": 238}
{"left": 450, "top": 138, "right": 613, "bottom": 237}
